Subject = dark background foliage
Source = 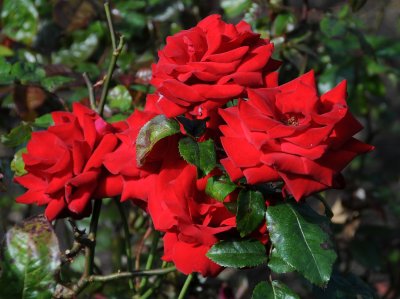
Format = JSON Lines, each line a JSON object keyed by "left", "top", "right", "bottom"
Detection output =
{"left": 0, "top": 0, "right": 399, "bottom": 298}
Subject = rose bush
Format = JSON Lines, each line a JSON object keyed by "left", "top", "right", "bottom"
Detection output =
{"left": 150, "top": 14, "right": 280, "bottom": 119}
{"left": 219, "top": 71, "right": 374, "bottom": 200}
{"left": 148, "top": 152, "right": 236, "bottom": 276}
{"left": 14, "top": 103, "right": 118, "bottom": 220}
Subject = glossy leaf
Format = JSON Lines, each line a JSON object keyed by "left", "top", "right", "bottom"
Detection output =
{"left": 205, "top": 176, "right": 237, "bottom": 202}
{"left": 0, "top": 215, "right": 61, "bottom": 299}
{"left": 178, "top": 137, "right": 216, "bottom": 177}
{"left": 136, "top": 115, "right": 180, "bottom": 166}
{"left": 11, "top": 147, "right": 27, "bottom": 176}
{"left": 207, "top": 239, "right": 266, "bottom": 268}
{"left": 1, "top": 0, "right": 39, "bottom": 44}
{"left": 107, "top": 85, "right": 132, "bottom": 112}
{"left": 237, "top": 190, "right": 266, "bottom": 237}
{"left": 266, "top": 203, "right": 337, "bottom": 286}
{"left": 268, "top": 248, "right": 295, "bottom": 274}
{"left": 0, "top": 123, "right": 32, "bottom": 147}
{"left": 252, "top": 281, "right": 300, "bottom": 299}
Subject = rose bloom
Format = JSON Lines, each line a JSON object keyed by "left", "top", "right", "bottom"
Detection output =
{"left": 15, "top": 103, "right": 118, "bottom": 220}
{"left": 148, "top": 153, "right": 235, "bottom": 277}
{"left": 150, "top": 14, "right": 280, "bottom": 119}
{"left": 220, "top": 71, "right": 374, "bottom": 200}
{"left": 99, "top": 109, "right": 178, "bottom": 207}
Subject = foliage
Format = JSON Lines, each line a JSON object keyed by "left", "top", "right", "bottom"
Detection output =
{"left": 0, "top": 0, "right": 399, "bottom": 298}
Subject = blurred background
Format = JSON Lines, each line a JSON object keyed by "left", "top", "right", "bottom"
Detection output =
{"left": 0, "top": 0, "right": 399, "bottom": 298}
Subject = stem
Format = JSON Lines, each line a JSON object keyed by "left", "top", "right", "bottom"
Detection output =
{"left": 139, "top": 230, "right": 160, "bottom": 292}
{"left": 98, "top": 2, "right": 125, "bottom": 116}
{"left": 113, "top": 198, "right": 134, "bottom": 290}
{"left": 82, "top": 72, "right": 96, "bottom": 110}
{"left": 177, "top": 274, "right": 193, "bottom": 299}
{"left": 104, "top": 2, "right": 117, "bottom": 51}
{"left": 56, "top": 267, "right": 176, "bottom": 299}
{"left": 83, "top": 200, "right": 102, "bottom": 277}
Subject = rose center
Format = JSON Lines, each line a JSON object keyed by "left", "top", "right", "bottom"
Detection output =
{"left": 282, "top": 113, "right": 303, "bottom": 126}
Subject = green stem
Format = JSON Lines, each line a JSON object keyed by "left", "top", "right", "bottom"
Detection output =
{"left": 104, "top": 2, "right": 117, "bottom": 50}
{"left": 177, "top": 274, "right": 193, "bottom": 299}
{"left": 139, "top": 230, "right": 160, "bottom": 292}
{"left": 83, "top": 200, "right": 102, "bottom": 277}
{"left": 98, "top": 2, "right": 125, "bottom": 116}
{"left": 113, "top": 198, "right": 134, "bottom": 290}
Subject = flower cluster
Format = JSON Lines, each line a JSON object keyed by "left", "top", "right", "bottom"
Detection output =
{"left": 15, "top": 15, "right": 373, "bottom": 276}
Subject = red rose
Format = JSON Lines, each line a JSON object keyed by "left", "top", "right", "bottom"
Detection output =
{"left": 220, "top": 71, "right": 374, "bottom": 200}
{"left": 150, "top": 14, "right": 280, "bottom": 119}
{"left": 14, "top": 103, "right": 118, "bottom": 221}
{"left": 100, "top": 110, "right": 179, "bottom": 207}
{"left": 148, "top": 154, "right": 235, "bottom": 276}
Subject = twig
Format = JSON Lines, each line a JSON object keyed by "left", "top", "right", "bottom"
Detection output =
{"left": 82, "top": 73, "right": 96, "bottom": 110}
{"left": 55, "top": 267, "right": 176, "bottom": 299}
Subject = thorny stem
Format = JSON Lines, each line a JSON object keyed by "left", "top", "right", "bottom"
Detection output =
{"left": 177, "top": 273, "right": 194, "bottom": 299}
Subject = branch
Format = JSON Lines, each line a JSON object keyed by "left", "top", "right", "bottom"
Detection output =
{"left": 55, "top": 267, "right": 176, "bottom": 298}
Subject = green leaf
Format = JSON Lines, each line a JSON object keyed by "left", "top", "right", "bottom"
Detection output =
{"left": 107, "top": 85, "right": 132, "bottom": 112}
{"left": 178, "top": 137, "right": 216, "bottom": 177}
{"left": 11, "top": 148, "right": 27, "bottom": 176}
{"left": 52, "top": 21, "right": 105, "bottom": 67}
{"left": 0, "top": 45, "right": 14, "bottom": 57}
{"left": 268, "top": 248, "right": 295, "bottom": 274}
{"left": 237, "top": 190, "right": 266, "bottom": 237}
{"left": 320, "top": 17, "right": 346, "bottom": 38}
{"left": 313, "top": 270, "right": 378, "bottom": 299}
{"left": 0, "top": 215, "right": 61, "bottom": 299}
{"left": 205, "top": 176, "right": 237, "bottom": 202}
{"left": 252, "top": 281, "right": 300, "bottom": 299}
{"left": 0, "top": 123, "right": 32, "bottom": 147}
{"left": 0, "top": 57, "right": 13, "bottom": 84}
{"left": 272, "top": 13, "right": 296, "bottom": 36}
{"left": 1, "top": 0, "right": 39, "bottom": 44}
{"left": 207, "top": 239, "right": 266, "bottom": 268}
{"left": 221, "top": 0, "right": 251, "bottom": 18}
{"left": 266, "top": 203, "right": 337, "bottom": 286}
{"left": 41, "top": 76, "right": 74, "bottom": 92}
{"left": 10, "top": 62, "right": 46, "bottom": 84}
{"left": 176, "top": 116, "right": 207, "bottom": 138}
{"left": 136, "top": 115, "right": 180, "bottom": 166}
{"left": 32, "top": 114, "right": 54, "bottom": 129}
